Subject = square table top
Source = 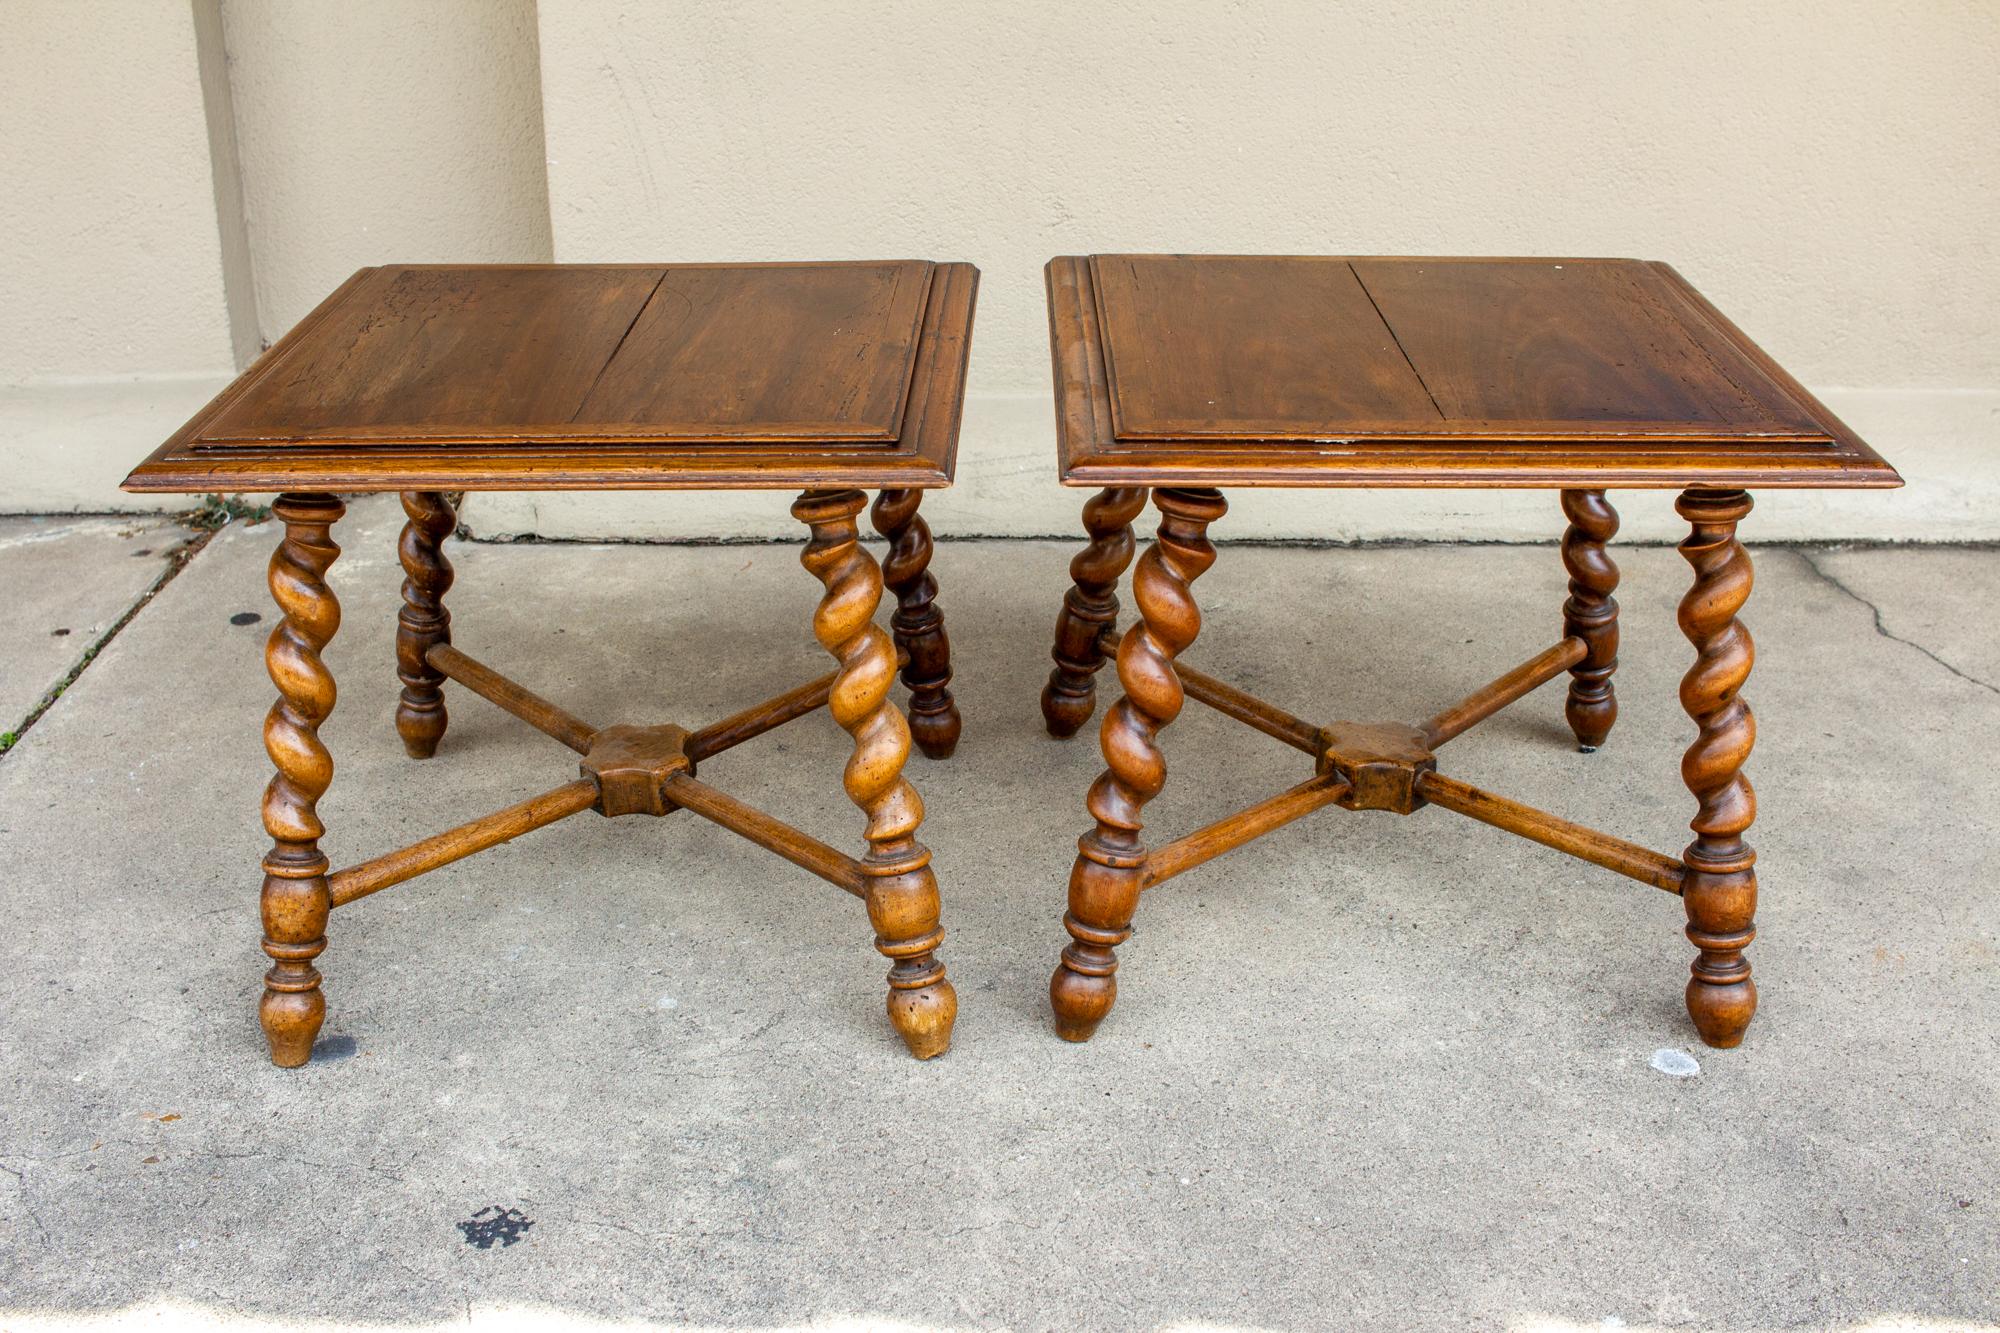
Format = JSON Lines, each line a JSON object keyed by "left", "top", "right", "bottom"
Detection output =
{"left": 124, "top": 260, "right": 978, "bottom": 493}
{"left": 1046, "top": 255, "right": 1898, "bottom": 489}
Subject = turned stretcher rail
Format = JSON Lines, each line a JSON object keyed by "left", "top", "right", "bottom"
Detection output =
{"left": 1421, "top": 638, "right": 1586, "bottom": 748}
{"left": 328, "top": 778, "right": 601, "bottom": 907}
{"left": 662, "top": 774, "right": 867, "bottom": 897}
{"left": 1415, "top": 770, "right": 1685, "bottom": 893}
{"left": 1142, "top": 774, "right": 1351, "bottom": 889}
{"left": 428, "top": 644, "right": 598, "bottom": 754}
{"left": 1100, "top": 624, "right": 1325, "bottom": 755}
{"left": 687, "top": 672, "right": 837, "bottom": 761}
{"left": 1176, "top": 663, "right": 1325, "bottom": 754}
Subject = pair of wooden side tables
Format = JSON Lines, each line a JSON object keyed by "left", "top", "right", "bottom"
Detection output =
{"left": 125, "top": 256, "right": 1899, "bottom": 1066}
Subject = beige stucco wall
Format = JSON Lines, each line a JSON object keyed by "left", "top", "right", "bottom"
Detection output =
{"left": 0, "top": 1, "right": 243, "bottom": 508}
{"left": 488, "top": 0, "right": 1999, "bottom": 542}
{"left": 3, "top": 1, "right": 1995, "bottom": 537}
{"left": 221, "top": 0, "right": 554, "bottom": 343}
{"left": 0, "top": 0, "right": 552, "bottom": 512}
{"left": 2, "top": 2, "right": 238, "bottom": 379}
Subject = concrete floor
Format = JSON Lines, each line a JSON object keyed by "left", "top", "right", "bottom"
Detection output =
{"left": 0, "top": 514, "right": 193, "bottom": 740}
{"left": 0, "top": 495, "right": 1994, "bottom": 1331}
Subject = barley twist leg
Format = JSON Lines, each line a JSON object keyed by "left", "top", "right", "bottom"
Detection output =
{"left": 1042, "top": 487, "right": 1149, "bottom": 737}
{"left": 395, "top": 491, "right": 456, "bottom": 758}
{"left": 260, "top": 494, "right": 344, "bottom": 1067}
{"left": 1676, "top": 488, "right": 1758, "bottom": 1048}
{"left": 1050, "top": 487, "right": 1226, "bottom": 1040}
{"left": 795, "top": 489, "right": 957, "bottom": 1059}
{"left": 1561, "top": 489, "right": 1620, "bottom": 751}
{"left": 870, "top": 489, "right": 960, "bottom": 759}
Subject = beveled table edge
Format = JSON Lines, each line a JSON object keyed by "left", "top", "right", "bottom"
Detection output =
{"left": 122, "top": 261, "right": 979, "bottom": 494}
{"left": 1045, "top": 254, "right": 1903, "bottom": 490}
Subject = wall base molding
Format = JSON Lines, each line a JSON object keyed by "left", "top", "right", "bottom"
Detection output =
{"left": 1, "top": 375, "right": 232, "bottom": 513}
{"left": 6, "top": 382, "right": 1993, "bottom": 543}
{"left": 464, "top": 388, "right": 2000, "bottom": 544}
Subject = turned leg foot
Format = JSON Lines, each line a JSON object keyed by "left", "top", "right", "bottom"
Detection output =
{"left": 1042, "top": 487, "right": 1148, "bottom": 738}
{"left": 260, "top": 494, "right": 344, "bottom": 1067}
{"left": 870, "top": 489, "right": 960, "bottom": 760}
{"left": 1561, "top": 489, "right": 1620, "bottom": 751}
{"left": 873, "top": 863, "right": 958, "bottom": 1059}
{"left": 1050, "top": 487, "right": 1226, "bottom": 1040}
{"left": 796, "top": 489, "right": 958, "bottom": 1059}
{"left": 1050, "top": 911, "right": 1127, "bottom": 1042}
{"left": 395, "top": 491, "right": 456, "bottom": 758}
{"left": 1676, "top": 488, "right": 1758, "bottom": 1048}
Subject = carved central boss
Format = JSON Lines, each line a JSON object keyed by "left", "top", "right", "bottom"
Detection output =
{"left": 1316, "top": 721, "right": 1436, "bottom": 815}
{"left": 581, "top": 723, "right": 695, "bottom": 817}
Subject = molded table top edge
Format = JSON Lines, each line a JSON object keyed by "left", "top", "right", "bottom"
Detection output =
{"left": 1044, "top": 254, "right": 1902, "bottom": 490}
{"left": 123, "top": 261, "right": 980, "bottom": 494}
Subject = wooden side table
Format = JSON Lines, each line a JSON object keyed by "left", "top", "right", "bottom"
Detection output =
{"left": 126, "top": 260, "right": 977, "bottom": 1063}
{"left": 1040, "top": 254, "right": 1899, "bottom": 1048}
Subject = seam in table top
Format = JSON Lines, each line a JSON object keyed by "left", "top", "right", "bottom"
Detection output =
{"left": 567, "top": 269, "right": 672, "bottom": 424}
{"left": 1349, "top": 262, "right": 1446, "bottom": 422}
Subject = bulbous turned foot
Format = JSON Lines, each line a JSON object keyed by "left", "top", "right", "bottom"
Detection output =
{"left": 1566, "top": 696, "right": 1615, "bottom": 752}
{"left": 1040, "top": 682, "right": 1097, "bottom": 740}
{"left": 1569, "top": 709, "right": 1615, "bottom": 751}
{"left": 1686, "top": 976, "right": 1757, "bottom": 1049}
{"left": 1049, "top": 962, "right": 1115, "bottom": 1042}
{"left": 888, "top": 979, "right": 958, "bottom": 1059}
{"left": 908, "top": 704, "right": 960, "bottom": 761}
{"left": 397, "top": 707, "right": 446, "bottom": 760}
{"left": 259, "top": 986, "right": 325, "bottom": 1068}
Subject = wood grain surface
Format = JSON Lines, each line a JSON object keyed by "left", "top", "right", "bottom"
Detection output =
{"left": 1047, "top": 254, "right": 1898, "bottom": 489}
{"left": 125, "top": 261, "right": 977, "bottom": 493}
{"left": 1092, "top": 255, "right": 1437, "bottom": 437}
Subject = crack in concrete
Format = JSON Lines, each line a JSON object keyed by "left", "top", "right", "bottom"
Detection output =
{"left": 0, "top": 1157, "right": 53, "bottom": 1247}
{"left": 185, "top": 1147, "right": 409, "bottom": 1185}
{"left": 1793, "top": 549, "right": 2000, "bottom": 697}
{"left": 0, "top": 517, "right": 219, "bottom": 759}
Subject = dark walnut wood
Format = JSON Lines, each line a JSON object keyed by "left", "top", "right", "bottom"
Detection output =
{"left": 1090, "top": 257, "right": 1435, "bottom": 436}
{"left": 250, "top": 486, "right": 964, "bottom": 1065}
{"left": 1349, "top": 258, "right": 1819, "bottom": 431}
{"left": 1560, "top": 489, "right": 1620, "bottom": 750}
{"left": 210, "top": 267, "right": 670, "bottom": 438}
{"left": 1042, "top": 254, "right": 1887, "bottom": 1051}
{"left": 1052, "top": 487, "right": 1225, "bottom": 1042}
{"left": 870, "top": 489, "right": 960, "bottom": 759}
{"left": 1047, "top": 255, "right": 1899, "bottom": 490}
{"left": 1041, "top": 486, "right": 1148, "bottom": 738}
{"left": 130, "top": 261, "right": 977, "bottom": 1067}
{"left": 796, "top": 489, "right": 957, "bottom": 1058}
{"left": 259, "top": 494, "right": 344, "bottom": 1067}
{"left": 395, "top": 491, "right": 456, "bottom": 758}
{"left": 578, "top": 263, "right": 936, "bottom": 440}
{"left": 123, "top": 261, "right": 978, "bottom": 493}
{"left": 1676, "top": 488, "right": 1759, "bottom": 1047}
